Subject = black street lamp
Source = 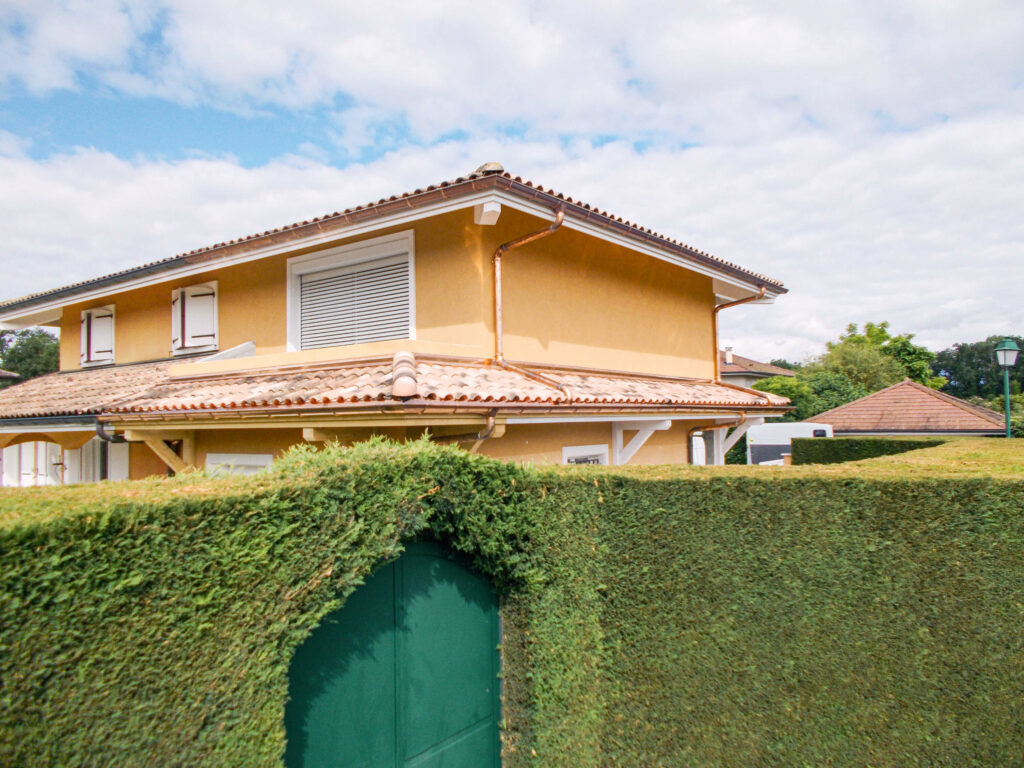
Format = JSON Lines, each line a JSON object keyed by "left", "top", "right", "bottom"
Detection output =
{"left": 994, "top": 338, "right": 1020, "bottom": 439}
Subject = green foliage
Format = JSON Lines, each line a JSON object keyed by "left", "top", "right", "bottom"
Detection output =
{"left": 809, "top": 336, "right": 906, "bottom": 391}
{"left": 826, "top": 321, "right": 946, "bottom": 388}
{"left": 0, "top": 328, "right": 59, "bottom": 386}
{"left": 791, "top": 436, "right": 947, "bottom": 465}
{"left": 972, "top": 392, "right": 1024, "bottom": 437}
{"left": 2, "top": 439, "right": 1023, "bottom": 767}
{"left": 935, "top": 335, "right": 1024, "bottom": 399}
{"left": 756, "top": 369, "right": 868, "bottom": 420}
{"left": 768, "top": 358, "right": 800, "bottom": 371}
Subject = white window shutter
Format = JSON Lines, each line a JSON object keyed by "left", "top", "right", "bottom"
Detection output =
{"left": 1, "top": 445, "right": 20, "bottom": 487}
{"left": 80, "top": 306, "right": 115, "bottom": 365}
{"left": 89, "top": 309, "right": 114, "bottom": 363}
{"left": 299, "top": 255, "right": 410, "bottom": 349}
{"left": 80, "top": 314, "right": 89, "bottom": 366}
{"left": 171, "top": 289, "right": 183, "bottom": 350}
{"left": 183, "top": 285, "right": 217, "bottom": 348}
{"left": 108, "top": 442, "right": 130, "bottom": 481}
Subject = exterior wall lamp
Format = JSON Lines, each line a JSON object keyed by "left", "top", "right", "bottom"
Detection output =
{"left": 994, "top": 338, "right": 1020, "bottom": 439}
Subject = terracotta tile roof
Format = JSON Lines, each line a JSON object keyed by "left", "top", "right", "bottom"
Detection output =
{"left": 807, "top": 379, "right": 1005, "bottom": 434}
{"left": 0, "top": 360, "right": 172, "bottom": 419}
{"left": 0, "top": 164, "right": 784, "bottom": 315}
{"left": 0, "top": 355, "right": 788, "bottom": 422}
{"left": 719, "top": 352, "right": 796, "bottom": 378}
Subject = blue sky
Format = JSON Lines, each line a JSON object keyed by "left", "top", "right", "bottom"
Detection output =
{"left": 1, "top": 0, "right": 1022, "bottom": 360}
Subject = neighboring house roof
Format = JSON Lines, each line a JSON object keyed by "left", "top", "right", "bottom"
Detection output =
{"left": 0, "top": 355, "right": 789, "bottom": 422}
{"left": 719, "top": 352, "right": 796, "bottom": 379}
{"left": 0, "top": 369, "right": 19, "bottom": 380}
{"left": 0, "top": 164, "right": 785, "bottom": 319}
{"left": 807, "top": 379, "right": 1005, "bottom": 434}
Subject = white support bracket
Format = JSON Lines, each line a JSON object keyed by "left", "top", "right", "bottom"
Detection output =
{"left": 722, "top": 416, "right": 764, "bottom": 455}
{"left": 612, "top": 419, "right": 672, "bottom": 466}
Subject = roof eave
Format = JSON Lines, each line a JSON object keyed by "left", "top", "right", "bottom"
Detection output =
{"left": 0, "top": 174, "right": 785, "bottom": 324}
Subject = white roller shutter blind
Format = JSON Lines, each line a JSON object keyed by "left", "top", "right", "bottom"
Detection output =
{"left": 299, "top": 255, "right": 410, "bottom": 349}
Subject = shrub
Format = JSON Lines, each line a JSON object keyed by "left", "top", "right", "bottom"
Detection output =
{"left": 1, "top": 438, "right": 1021, "bottom": 767}
{"left": 791, "top": 436, "right": 947, "bottom": 464}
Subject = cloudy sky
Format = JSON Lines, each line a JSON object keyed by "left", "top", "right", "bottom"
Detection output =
{"left": 2, "top": 1, "right": 1022, "bottom": 361}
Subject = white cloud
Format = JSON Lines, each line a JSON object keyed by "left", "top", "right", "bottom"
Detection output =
{"left": 1, "top": 2, "right": 1022, "bottom": 360}
{"left": 4, "top": 2, "right": 1023, "bottom": 145}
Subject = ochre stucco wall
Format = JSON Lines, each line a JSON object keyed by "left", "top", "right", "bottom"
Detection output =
{"left": 60, "top": 207, "right": 716, "bottom": 378}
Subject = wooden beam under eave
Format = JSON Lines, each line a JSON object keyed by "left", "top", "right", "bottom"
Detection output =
{"left": 142, "top": 438, "right": 188, "bottom": 475}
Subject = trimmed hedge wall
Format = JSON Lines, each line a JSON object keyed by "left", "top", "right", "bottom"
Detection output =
{"left": 792, "top": 436, "right": 946, "bottom": 464}
{"left": 2, "top": 439, "right": 1022, "bottom": 766}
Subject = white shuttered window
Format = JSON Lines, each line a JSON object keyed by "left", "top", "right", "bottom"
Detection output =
{"left": 288, "top": 231, "right": 415, "bottom": 351}
{"left": 171, "top": 282, "right": 218, "bottom": 353}
{"left": 80, "top": 305, "right": 115, "bottom": 366}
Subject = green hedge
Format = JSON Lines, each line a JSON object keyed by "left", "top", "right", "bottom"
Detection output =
{"left": 792, "top": 436, "right": 947, "bottom": 464}
{"left": 2, "top": 439, "right": 1022, "bottom": 766}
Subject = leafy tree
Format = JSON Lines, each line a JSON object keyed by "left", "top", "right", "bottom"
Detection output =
{"left": 826, "top": 321, "right": 945, "bottom": 388}
{"left": 933, "top": 335, "right": 1024, "bottom": 399}
{"left": 768, "top": 358, "right": 801, "bottom": 371}
{"left": 805, "top": 342, "right": 905, "bottom": 392}
{"left": 755, "top": 369, "right": 868, "bottom": 421}
{"left": 0, "top": 329, "right": 60, "bottom": 387}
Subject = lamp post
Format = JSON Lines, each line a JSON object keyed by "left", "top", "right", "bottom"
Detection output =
{"left": 994, "top": 338, "right": 1020, "bottom": 439}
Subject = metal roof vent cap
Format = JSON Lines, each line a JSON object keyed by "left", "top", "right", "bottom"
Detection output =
{"left": 474, "top": 162, "right": 504, "bottom": 175}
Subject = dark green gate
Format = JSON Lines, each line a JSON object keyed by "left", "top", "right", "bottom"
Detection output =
{"left": 285, "top": 542, "right": 501, "bottom": 767}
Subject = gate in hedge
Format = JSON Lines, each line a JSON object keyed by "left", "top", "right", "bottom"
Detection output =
{"left": 284, "top": 541, "right": 501, "bottom": 768}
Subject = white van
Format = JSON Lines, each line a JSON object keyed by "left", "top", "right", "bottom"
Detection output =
{"left": 746, "top": 422, "right": 833, "bottom": 465}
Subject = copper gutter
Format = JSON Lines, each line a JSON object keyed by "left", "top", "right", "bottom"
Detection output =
{"left": 494, "top": 359, "right": 573, "bottom": 403}
{"left": 712, "top": 286, "right": 766, "bottom": 381}
{"left": 492, "top": 207, "right": 564, "bottom": 365}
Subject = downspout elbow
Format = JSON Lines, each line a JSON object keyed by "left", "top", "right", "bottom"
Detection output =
{"left": 95, "top": 421, "right": 126, "bottom": 443}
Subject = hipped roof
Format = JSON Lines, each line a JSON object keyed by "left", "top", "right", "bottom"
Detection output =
{"left": 807, "top": 379, "right": 1005, "bottom": 434}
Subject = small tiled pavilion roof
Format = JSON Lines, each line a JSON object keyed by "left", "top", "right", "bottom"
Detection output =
{"left": 807, "top": 379, "right": 1005, "bottom": 434}
{"left": 0, "top": 356, "right": 789, "bottom": 422}
{"left": 0, "top": 368, "right": 19, "bottom": 380}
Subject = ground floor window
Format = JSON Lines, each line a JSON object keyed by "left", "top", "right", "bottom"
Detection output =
{"left": 562, "top": 444, "right": 609, "bottom": 465}
{"left": 206, "top": 453, "right": 274, "bottom": 476}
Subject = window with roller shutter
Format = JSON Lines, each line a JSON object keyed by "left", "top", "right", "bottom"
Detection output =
{"left": 171, "top": 282, "right": 218, "bottom": 353}
{"left": 287, "top": 231, "right": 415, "bottom": 351}
{"left": 80, "top": 305, "right": 115, "bottom": 366}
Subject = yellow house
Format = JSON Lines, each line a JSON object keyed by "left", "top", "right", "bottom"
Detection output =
{"left": 0, "top": 163, "right": 788, "bottom": 484}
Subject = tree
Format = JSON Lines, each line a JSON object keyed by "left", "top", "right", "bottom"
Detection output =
{"left": 768, "top": 358, "right": 801, "bottom": 371}
{"left": 0, "top": 329, "right": 60, "bottom": 387}
{"left": 755, "top": 369, "right": 868, "bottom": 421}
{"left": 933, "top": 335, "right": 1024, "bottom": 399}
{"left": 805, "top": 342, "right": 905, "bottom": 392}
{"left": 823, "top": 321, "right": 945, "bottom": 388}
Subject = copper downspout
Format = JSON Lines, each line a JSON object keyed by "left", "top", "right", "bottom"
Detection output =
{"left": 493, "top": 207, "right": 565, "bottom": 365}
{"left": 712, "top": 286, "right": 766, "bottom": 381}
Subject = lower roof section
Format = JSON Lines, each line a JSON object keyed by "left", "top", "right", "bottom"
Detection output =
{"left": 0, "top": 354, "right": 790, "bottom": 428}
